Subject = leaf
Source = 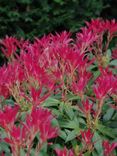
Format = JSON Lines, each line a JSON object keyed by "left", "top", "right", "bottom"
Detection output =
{"left": 84, "top": 151, "right": 92, "bottom": 156}
{"left": 92, "top": 150, "right": 98, "bottom": 156}
{"left": 93, "top": 70, "right": 100, "bottom": 80}
{"left": 109, "top": 60, "right": 117, "bottom": 66}
{"left": 64, "top": 104, "right": 75, "bottom": 120}
{"left": 0, "top": 142, "right": 11, "bottom": 155}
{"left": 59, "top": 130, "right": 67, "bottom": 140}
{"left": 66, "top": 95, "right": 81, "bottom": 102}
{"left": 59, "top": 117, "right": 80, "bottom": 131}
{"left": 97, "top": 124, "right": 117, "bottom": 138}
{"left": 52, "top": 108, "right": 60, "bottom": 116}
{"left": 79, "top": 117, "right": 86, "bottom": 125}
{"left": 42, "top": 97, "right": 60, "bottom": 107}
{"left": 88, "top": 70, "right": 100, "bottom": 86}
{"left": 51, "top": 118, "right": 59, "bottom": 127}
{"left": 107, "top": 49, "right": 111, "bottom": 58}
{"left": 103, "top": 108, "right": 115, "bottom": 121}
{"left": 40, "top": 142, "right": 48, "bottom": 155}
{"left": 30, "top": 149, "right": 36, "bottom": 156}
{"left": 65, "top": 130, "right": 77, "bottom": 142}
{"left": 20, "top": 149, "right": 25, "bottom": 156}
{"left": 93, "top": 132, "right": 103, "bottom": 156}
{"left": 5, "top": 99, "right": 14, "bottom": 106}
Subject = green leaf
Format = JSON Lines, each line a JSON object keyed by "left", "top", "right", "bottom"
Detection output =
{"left": 66, "top": 95, "right": 81, "bottom": 102}
{"left": 52, "top": 108, "right": 60, "bottom": 116}
{"left": 51, "top": 118, "right": 59, "bottom": 127}
{"left": 30, "top": 149, "right": 36, "bottom": 156}
{"left": 106, "top": 49, "right": 111, "bottom": 58}
{"left": 40, "top": 142, "right": 48, "bottom": 155}
{"left": 65, "top": 130, "right": 77, "bottom": 142}
{"left": 103, "top": 108, "right": 115, "bottom": 121}
{"left": 59, "top": 117, "right": 80, "bottom": 131}
{"left": 109, "top": 60, "right": 117, "bottom": 66}
{"left": 92, "top": 150, "right": 98, "bottom": 156}
{"left": 66, "top": 120, "right": 77, "bottom": 129}
{"left": 93, "top": 132, "right": 103, "bottom": 155}
{"left": 20, "top": 149, "right": 25, "bottom": 156}
{"left": 59, "top": 130, "right": 67, "bottom": 140}
{"left": 79, "top": 117, "right": 86, "bottom": 125}
{"left": 5, "top": 99, "right": 14, "bottom": 106}
{"left": 0, "top": 142, "right": 11, "bottom": 155}
{"left": 97, "top": 124, "right": 117, "bottom": 138}
{"left": 64, "top": 104, "right": 75, "bottom": 120}
{"left": 42, "top": 97, "right": 60, "bottom": 107}
{"left": 84, "top": 151, "right": 92, "bottom": 156}
{"left": 93, "top": 70, "right": 100, "bottom": 80}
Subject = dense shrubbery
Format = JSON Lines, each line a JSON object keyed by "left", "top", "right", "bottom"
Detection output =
{"left": 0, "top": 19, "right": 117, "bottom": 156}
{"left": 0, "top": 0, "right": 117, "bottom": 40}
{"left": 0, "top": 0, "right": 104, "bottom": 39}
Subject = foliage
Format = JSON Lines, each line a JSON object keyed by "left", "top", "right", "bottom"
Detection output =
{"left": 1, "top": 0, "right": 116, "bottom": 65}
{"left": 0, "top": 0, "right": 104, "bottom": 39}
{"left": 101, "top": 0, "right": 117, "bottom": 19}
{"left": 0, "top": 19, "right": 117, "bottom": 156}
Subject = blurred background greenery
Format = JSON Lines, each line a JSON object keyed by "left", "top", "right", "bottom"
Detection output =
{"left": 0, "top": 0, "right": 117, "bottom": 40}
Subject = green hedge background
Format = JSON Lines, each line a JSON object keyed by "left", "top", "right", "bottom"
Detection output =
{"left": 0, "top": 0, "right": 117, "bottom": 39}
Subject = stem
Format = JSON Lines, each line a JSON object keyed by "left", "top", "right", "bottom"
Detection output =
{"left": 86, "top": 113, "right": 92, "bottom": 129}
{"left": 26, "top": 142, "right": 33, "bottom": 156}
{"left": 94, "top": 98, "right": 104, "bottom": 127}
{"left": 26, "top": 133, "right": 35, "bottom": 156}
{"left": 35, "top": 142, "right": 44, "bottom": 156}
{"left": 104, "top": 33, "right": 111, "bottom": 54}
{"left": 17, "top": 146, "right": 20, "bottom": 156}
{"left": 12, "top": 146, "right": 20, "bottom": 156}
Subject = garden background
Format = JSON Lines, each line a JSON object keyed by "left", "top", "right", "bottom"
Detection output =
{"left": 0, "top": 0, "right": 117, "bottom": 38}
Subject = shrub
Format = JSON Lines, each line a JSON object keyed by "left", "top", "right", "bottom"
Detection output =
{"left": 0, "top": 18, "right": 117, "bottom": 156}
{"left": 0, "top": 0, "right": 104, "bottom": 39}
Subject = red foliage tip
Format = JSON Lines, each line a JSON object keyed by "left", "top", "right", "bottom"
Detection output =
{"left": 93, "top": 68, "right": 116, "bottom": 99}
{"left": 81, "top": 129, "right": 93, "bottom": 145}
{"left": 0, "top": 105, "right": 19, "bottom": 129}
{"left": 103, "top": 140, "right": 117, "bottom": 156}
{"left": 26, "top": 107, "right": 58, "bottom": 142}
{"left": 55, "top": 147, "right": 74, "bottom": 156}
{"left": 0, "top": 36, "right": 19, "bottom": 58}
